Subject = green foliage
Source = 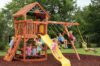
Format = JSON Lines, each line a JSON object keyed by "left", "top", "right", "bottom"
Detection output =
{"left": 83, "top": 0, "right": 100, "bottom": 45}
{"left": 43, "top": 0, "right": 76, "bottom": 21}
{"left": 0, "top": 0, "right": 76, "bottom": 50}
{"left": 0, "top": 9, "right": 14, "bottom": 50}
{"left": 0, "top": 42, "right": 9, "bottom": 50}
{"left": 90, "top": 43, "right": 97, "bottom": 47}
{"left": 1, "top": 0, "right": 100, "bottom": 50}
{"left": 74, "top": 0, "right": 100, "bottom": 47}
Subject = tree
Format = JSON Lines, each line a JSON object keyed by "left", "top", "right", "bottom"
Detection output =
{"left": 74, "top": 0, "right": 100, "bottom": 47}
{"left": 0, "top": 0, "right": 76, "bottom": 50}
{"left": 86, "top": 0, "right": 100, "bottom": 46}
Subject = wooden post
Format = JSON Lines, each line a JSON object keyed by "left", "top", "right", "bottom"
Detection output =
{"left": 33, "top": 23, "right": 36, "bottom": 34}
{"left": 35, "top": 17, "right": 38, "bottom": 34}
{"left": 45, "top": 16, "right": 48, "bottom": 34}
{"left": 14, "top": 17, "right": 18, "bottom": 37}
{"left": 36, "top": 23, "right": 38, "bottom": 34}
{"left": 64, "top": 26, "right": 80, "bottom": 60}
{"left": 23, "top": 38, "right": 27, "bottom": 61}
{"left": 23, "top": 15, "right": 27, "bottom": 61}
{"left": 45, "top": 45, "right": 47, "bottom": 60}
{"left": 44, "top": 16, "right": 48, "bottom": 59}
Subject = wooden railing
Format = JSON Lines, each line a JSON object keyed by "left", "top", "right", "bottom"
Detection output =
{"left": 15, "top": 19, "right": 79, "bottom": 37}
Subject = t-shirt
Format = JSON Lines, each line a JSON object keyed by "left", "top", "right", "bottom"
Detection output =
{"left": 52, "top": 42, "right": 57, "bottom": 50}
{"left": 32, "top": 48, "right": 37, "bottom": 55}
{"left": 37, "top": 46, "right": 41, "bottom": 51}
{"left": 26, "top": 47, "right": 32, "bottom": 56}
{"left": 9, "top": 39, "right": 14, "bottom": 48}
{"left": 58, "top": 36, "right": 64, "bottom": 42}
{"left": 40, "top": 39, "right": 44, "bottom": 45}
{"left": 69, "top": 33, "right": 75, "bottom": 40}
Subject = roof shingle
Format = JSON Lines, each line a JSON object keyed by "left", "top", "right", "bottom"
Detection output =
{"left": 13, "top": 2, "right": 49, "bottom": 18}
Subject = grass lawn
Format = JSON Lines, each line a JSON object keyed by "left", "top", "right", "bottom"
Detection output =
{"left": 0, "top": 51, "right": 6, "bottom": 56}
{"left": 48, "top": 48, "right": 100, "bottom": 56}
{"left": 0, "top": 48, "right": 100, "bottom": 56}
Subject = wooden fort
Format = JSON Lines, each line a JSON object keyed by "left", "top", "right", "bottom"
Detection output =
{"left": 4, "top": 2, "right": 80, "bottom": 62}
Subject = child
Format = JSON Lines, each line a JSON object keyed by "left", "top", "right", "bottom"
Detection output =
{"left": 26, "top": 44, "right": 32, "bottom": 56}
{"left": 39, "top": 38, "right": 45, "bottom": 55}
{"left": 35, "top": 37, "right": 42, "bottom": 56}
{"left": 35, "top": 34, "right": 46, "bottom": 55}
{"left": 52, "top": 38, "right": 61, "bottom": 59}
{"left": 32, "top": 45, "right": 37, "bottom": 56}
{"left": 69, "top": 31, "right": 76, "bottom": 42}
{"left": 37, "top": 44, "right": 42, "bottom": 56}
{"left": 58, "top": 33, "right": 68, "bottom": 48}
{"left": 8, "top": 36, "right": 16, "bottom": 53}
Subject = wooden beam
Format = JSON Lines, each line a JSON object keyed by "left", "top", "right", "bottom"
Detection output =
{"left": 64, "top": 26, "right": 80, "bottom": 60}
{"left": 48, "top": 21, "right": 79, "bottom": 26}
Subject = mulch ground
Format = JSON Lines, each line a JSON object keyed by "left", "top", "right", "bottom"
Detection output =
{"left": 0, "top": 53, "right": 100, "bottom": 66}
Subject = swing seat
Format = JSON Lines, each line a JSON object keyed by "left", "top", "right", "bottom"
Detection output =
{"left": 81, "top": 41, "right": 88, "bottom": 49}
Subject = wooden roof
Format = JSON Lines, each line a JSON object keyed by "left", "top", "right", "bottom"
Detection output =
{"left": 13, "top": 2, "right": 49, "bottom": 18}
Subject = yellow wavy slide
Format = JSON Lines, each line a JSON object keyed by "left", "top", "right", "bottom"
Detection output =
{"left": 41, "top": 34, "right": 71, "bottom": 66}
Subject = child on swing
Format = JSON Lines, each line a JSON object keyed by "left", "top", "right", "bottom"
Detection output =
{"left": 69, "top": 31, "right": 76, "bottom": 42}
{"left": 52, "top": 38, "right": 61, "bottom": 59}
{"left": 58, "top": 33, "right": 68, "bottom": 48}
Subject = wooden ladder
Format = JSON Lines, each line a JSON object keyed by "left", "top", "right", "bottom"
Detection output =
{"left": 4, "top": 36, "right": 21, "bottom": 61}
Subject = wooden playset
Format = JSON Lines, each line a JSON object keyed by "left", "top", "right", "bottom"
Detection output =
{"left": 4, "top": 2, "right": 80, "bottom": 62}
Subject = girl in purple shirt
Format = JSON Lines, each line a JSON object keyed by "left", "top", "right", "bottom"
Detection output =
{"left": 26, "top": 44, "right": 32, "bottom": 56}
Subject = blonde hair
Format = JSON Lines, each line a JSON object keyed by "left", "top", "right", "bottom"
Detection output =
{"left": 53, "top": 38, "right": 57, "bottom": 42}
{"left": 11, "top": 36, "right": 14, "bottom": 39}
{"left": 69, "top": 31, "right": 73, "bottom": 33}
{"left": 11, "top": 36, "right": 16, "bottom": 40}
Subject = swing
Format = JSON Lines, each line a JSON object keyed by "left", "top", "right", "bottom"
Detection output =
{"left": 76, "top": 26, "right": 97, "bottom": 52}
{"left": 48, "top": 24, "right": 67, "bottom": 48}
{"left": 76, "top": 26, "right": 88, "bottom": 49}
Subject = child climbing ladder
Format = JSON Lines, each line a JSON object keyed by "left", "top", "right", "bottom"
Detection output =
{"left": 8, "top": 36, "right": 16, "bottom": 53}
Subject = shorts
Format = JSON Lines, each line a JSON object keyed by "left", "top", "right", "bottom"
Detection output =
{"left": 59, "top": 41, "right": 64, "bottom": 44}
{"left": 42, "top": 44, "right": 45, "bottom": 47}
{"left": 10, "top": 45, "right": 14, "bottom": 48}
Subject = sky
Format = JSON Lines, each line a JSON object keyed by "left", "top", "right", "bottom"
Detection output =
{"left": 0, "top": 0, "right": 91, "bottom": 10}
{"left": 76, "top": 0, "right": 91, "bottom": 8}
{"left": 0, "top": 0, "right": 12, "bottom": 9}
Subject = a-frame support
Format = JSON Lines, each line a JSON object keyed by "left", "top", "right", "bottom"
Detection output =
{"left": 64, "top": 26, "right": 80, "bottom": 60}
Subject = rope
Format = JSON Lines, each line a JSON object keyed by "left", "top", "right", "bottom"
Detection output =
{"left": 50, "top": 24, "right": 60, "bottom": 33}
{"left": 56, "top": 24, "right": 65, "bottom": 32}
{"left": 76, "top": 26, "right": 88, "bottom": 49}
{"left": 48, "top": 24, "right": 66, "bottom": 37}
{"left": 48, "top": 24, "right": 57, "bottom": 37}
{"left": 53, "top": 24, "right": 60, "bottom": 33}
{"left": 76, "top": 26, "right": 84, "bottom": 42}
{"left": 51, "top": 24, "right": 65, "bottom": 34}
